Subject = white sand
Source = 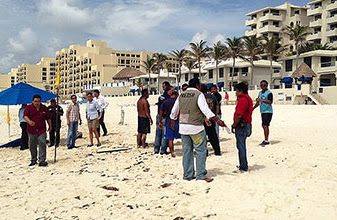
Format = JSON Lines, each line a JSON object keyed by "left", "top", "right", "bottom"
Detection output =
{"left": 0, "top": 96, "right": 337, "bottom": 220}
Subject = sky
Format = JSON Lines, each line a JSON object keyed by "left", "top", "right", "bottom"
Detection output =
{"left": 0, "top": 0, "right": 310, "bottom": 73}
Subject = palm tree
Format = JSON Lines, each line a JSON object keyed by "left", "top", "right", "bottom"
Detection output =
{"left": 184, "top": 57, "right": 196, "bottom": 82}
{"left": 141, "top": 55, "right": 156, "bottom": 89}
{"left": 262, "top": 36, "right": 287, "bottom": 83}
{"left": 282, "top": 24, "right": 312, "bottom": 68}
{"left": 153, "top": 53, "right": 167, "bottom": 94}
{"left": 169, "top": 49, "right": 187, "bottom": 90}
{"left": 226, "top": 37, "right": 244, "bottom": 90}
{"left": 243, "top": 36, "right": 263, "bottom": 87}
{"left": 299, "top": 42, "right": 335, "bottom": 54}
{"left": 189, "top": 40, "right": 210, "bottom": 80}
{"left": 165, "top": 62, "right": 172, "bottom": 81}
{"left": 208, "top": 41, "right": 227, "bottom": 85}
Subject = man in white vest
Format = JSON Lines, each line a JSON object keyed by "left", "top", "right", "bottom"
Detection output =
{"left": 170, "top": 78, "right": 226, "bottom": 182}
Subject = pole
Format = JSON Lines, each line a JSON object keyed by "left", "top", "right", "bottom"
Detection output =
{"left": 54, "top": 88, "right": 59, "bottom": 162}
{"left": 7, "top": 106, "right": 10, "bottom": 139}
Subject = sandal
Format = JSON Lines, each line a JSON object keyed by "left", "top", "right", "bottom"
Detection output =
{"left": 97, "top": 143, "right": 101, "bottom": 147}
{"left": 87, "top": 144, "right": 93, "bottom": 147}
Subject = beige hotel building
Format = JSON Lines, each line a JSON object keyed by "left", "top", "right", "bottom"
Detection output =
{"left": 0, "top": 39, "right": 179, "bottom": 98}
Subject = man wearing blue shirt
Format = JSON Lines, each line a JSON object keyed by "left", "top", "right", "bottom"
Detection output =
{"left": 18, "top": 104, "right": 28, "bottom": 150}
{"left": 253, "top": 80, "right": 273, "bottom": 146}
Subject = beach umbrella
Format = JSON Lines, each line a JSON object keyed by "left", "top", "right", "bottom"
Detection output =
{"left": 0, "top": 82, "right": 57, "bottom": 138}
{"left": 0, "top": 82, "right": 57, "bottom": 105}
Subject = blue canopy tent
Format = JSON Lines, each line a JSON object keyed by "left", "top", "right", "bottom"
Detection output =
{"left": 280, "top": 77, "right": 293, "bottom": 83}
{"left": 206, "top": 83, "right": 213, "bottom": 88}
{"left": 0, "top": 82, "right": 57, "bottom": 144}
{"left": 217, "top": 82, "right": 224, "bottom": 89}
{"left": 298, "top": 76, "right": 312, "bottom": 82}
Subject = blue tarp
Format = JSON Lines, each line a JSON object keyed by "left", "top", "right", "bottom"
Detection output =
{"left": 217, "top": 82, "right": 224, "bottom": 88}
{"left": 206, "top": 83, "right": 213, "bottom": 88}
{"left": 280, "top": 77, "right": 293, "bottom": 83}
{"left": 0, "top": 82, "right": 57, "bottom": 105}
{"left": 298, "top": 77, "right": 312, "bottom": 82}
{"left": 130, "top": 89, "right": 136, "bottom": 93}
{"left": 0, "top": 138, "right": 21, "bottom": 148}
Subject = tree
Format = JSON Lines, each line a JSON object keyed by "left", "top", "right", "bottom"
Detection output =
{"left": 141, "top": 55, "right": 156, "bottom": 89}
{"left": 243, "top": 36, "right": 263, "bottom": 87}
{"left": 226, "top": 37, "right": 244, "bottom": 90}
{"left": 189, "top": 40, "right": 210, "bottom": 80}
{"left": 299, "top": 42, "right": 335, "bottom": 54}
{"left": 169, "top": 49, "right": 187, "bottom": 90}
{"left": 184, "top": 57, "right": 196, "bottom": 82}
{"left": 282, "top": 25, "right": 312, "bottom": 68}
{"left": 208, "top": 41, "right": 227, "bottom": 85}
{"left": 153, "top": 53, "right": 167, "bottom": 94}
{"left": 262, "top": 36, "right": 286, "bottom": 83}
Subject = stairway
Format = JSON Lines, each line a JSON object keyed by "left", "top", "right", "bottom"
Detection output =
{"left": 308, "top": 93, "right": 329, "bottom": 105}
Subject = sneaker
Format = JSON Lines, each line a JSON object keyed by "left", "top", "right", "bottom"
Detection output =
{"left": 103, "top": 133, "right": 108, "bottom": 136}
{"left": 28, "top": 161, "right": 37, "bottom": 166}
{"left": 68, "top": 146, "right": 74, "bottom": 149}
{"left": 260, "top": 141, "right": 270, "bottom": 146}
{"left": 48, "top": 144, "right": 54, "bottom": 148}
{"left": 38, "top": 161, "right": 48, "bottom": 167}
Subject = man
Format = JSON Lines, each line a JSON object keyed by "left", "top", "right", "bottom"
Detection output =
{"left": 48, "top": 99, "right": 64, "bottom": 147}
{"left": 93, "top": 89, "right": 109, "bottom": 136}
{"left": 18, "top": 104, "right": 28, "bottom": 150}
{"left": 253, "top": 80, "right": 273, "bottom": 146}
{"left": 86, "top": 92, "right": 102, "bottom": 147}
{"left": 137, "top": 89, "right": 153, "bottom": 148}
{"left": 170, "top": 78, "right": 226, "bottom": 182}
{"left": 232, "top": 83, "right": 253, "bottom": 172}
{"left": 24, "top": 95, "right": 52, "bottom": 167}
{"left": 210, "top": 85, "right": 222, "bottom": 138}
{"left": 201, "top": 84, "right": 222, "bottom": 156}
{"left": 66, "top": 95, "right": 82, "bottom": 149}
{"left": 154, "top": 81, "right": 170, "bottom": 154}
{"left": 159, "top": 88, "right": 180, "bottom": 157}
{"left": 182, "top": 83, "right": 188, "bottom": 92}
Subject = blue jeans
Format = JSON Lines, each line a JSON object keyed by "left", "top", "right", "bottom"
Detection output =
{"left": 67, "top": 121, "right": 78, "bottom": 148}
{"left": 181, "top": 130, "right": 208, "bottom": 180}
{"left": 235, "top": 124, "right": 252, "bottom": 171}
{"left": 154, "top": 115, "right": 168, "bottom": 154}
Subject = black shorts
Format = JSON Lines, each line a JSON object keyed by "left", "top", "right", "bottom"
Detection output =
{"left": 261, "top": 113, "right": 273, "bottom": 126}
{"left": 138, "top": 117, "right": 150, "bottom": 134}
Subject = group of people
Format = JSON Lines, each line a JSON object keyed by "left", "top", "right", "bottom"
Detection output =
{"left": 19, "top": 90, "right": 109, "bottom": 167}
{"left": 137, "top": 78, "right": 273, "bottom": 182}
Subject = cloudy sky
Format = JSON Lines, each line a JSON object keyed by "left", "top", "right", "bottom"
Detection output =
{"left": 0, "top": 0, "right": 309, "bottom": 73}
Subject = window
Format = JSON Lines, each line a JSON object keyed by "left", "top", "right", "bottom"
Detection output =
{"left": 314, "top": 15, "right": 322, "bottom": 21}
{"left": 241, "top": 67, "right": 248, "bottom": 76}
{"left": 251, "top": 14, "right": 257, "bottom": 19}
{"left": 314, "top": 27, "right": 321, "bottom": 33}
{"left": 313, "top": 39, "right": 321, "bottom": 44}
{"left": 304, "top": 57, "right": 312, "bottom": 68}
{"left": 193, "top": 73, "right": 199, "bottom": 79}
{"left": 332, "top": 0, "right": 336, "bottom": 4}
{"left": 285, "top": 60, "right": 293, "bottom": 72}
{"left": 330, "top": 36, "right": 337, "bottom": 43}
{"left": 185, "top": 73, "right": 189, "bottom": 82}
{"left": 126, "top": 60, "right": 130, "bottom": 64}
{"left": 121, "top": 59, "right": 125, "bottom": 64}
{"left": 273, "top": 21, "right": 280, "bottom": 27}
{"left": 331, "top": 10, "right": 337, "bottom": 17}
{"left": 42, "top": 77, "right": 47, "bottom": 81}
{"left": 219, "top": 68, "right": 224, "bottom": 78}
{"left": 294, "top": 10, "right": 300, "bottom": 15}
{"left": 229, "top": 68, "right": 239, "bottom": 77}
{"left": 42, "top": 67, "right": 47, "bottom": 71}
{"left": 321, "top": 57, "right": 334, "bottom": 67}
{"left": 262, "top": 22, "right": 268, "bottom": 27}
{"left": 208, "top": 69, "right": 213, "bottom": 79}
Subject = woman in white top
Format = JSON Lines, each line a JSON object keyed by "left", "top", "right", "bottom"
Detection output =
{"left": 86, "top": 92, "right": 103, "bottom": 147}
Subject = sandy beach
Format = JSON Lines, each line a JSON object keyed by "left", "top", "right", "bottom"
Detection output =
{"left": 0, "top": 96, "right": 337, "bottom": 219}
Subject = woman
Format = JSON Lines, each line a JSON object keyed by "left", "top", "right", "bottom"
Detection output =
{"left": 86, "top": 92, "right": 102, "bottom": 147}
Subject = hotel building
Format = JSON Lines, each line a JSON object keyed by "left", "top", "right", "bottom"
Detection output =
{"left": 307, "top": 0, "right": 337, "bottom": 46}
{"left": 245, "top": 2, "right": 310, "bottom": 53}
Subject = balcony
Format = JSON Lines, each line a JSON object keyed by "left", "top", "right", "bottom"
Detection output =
{"left": 307, "top": 32, "right": 322, "bottom": 41}
{"left": 327, "top": 15, "right": 337, "bottom": 24}
{"left": 245, "top": 29, "right": 257, "bottom": 36}
{"left": 259, "top": 25, "right": 281, "bottom": 33}
{"left": 327, "top": 1, "right": 337, "bottom": 11}
{"left": 309, "top": 19, "right": 322, "bottom": 27}
{"left": 245, "top": 18, "right": 257, "bottom": 26}
{"left": 327, "top": 28, "right": 337, "bottom": 36}
{"left": 307, "top": 7, "right": 323, "bottom": 16}
{"left": 259, "top": 13, "right": 282, "bottom": 22}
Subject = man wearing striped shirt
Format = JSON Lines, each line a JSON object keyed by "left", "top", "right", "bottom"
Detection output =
{"left": 66, "top": 95, "right": 82, "bottom": 149}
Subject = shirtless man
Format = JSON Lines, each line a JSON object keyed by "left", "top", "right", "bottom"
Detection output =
{"left": 137, "top": 89, "right": 153, "bottom": 148}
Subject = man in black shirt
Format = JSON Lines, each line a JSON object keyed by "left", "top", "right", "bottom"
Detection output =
{"left": 48, "top": 99, "right": 64, "bottom": 147}
{"left": 210, "top": 85, "right": 222, "bottom": 139}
